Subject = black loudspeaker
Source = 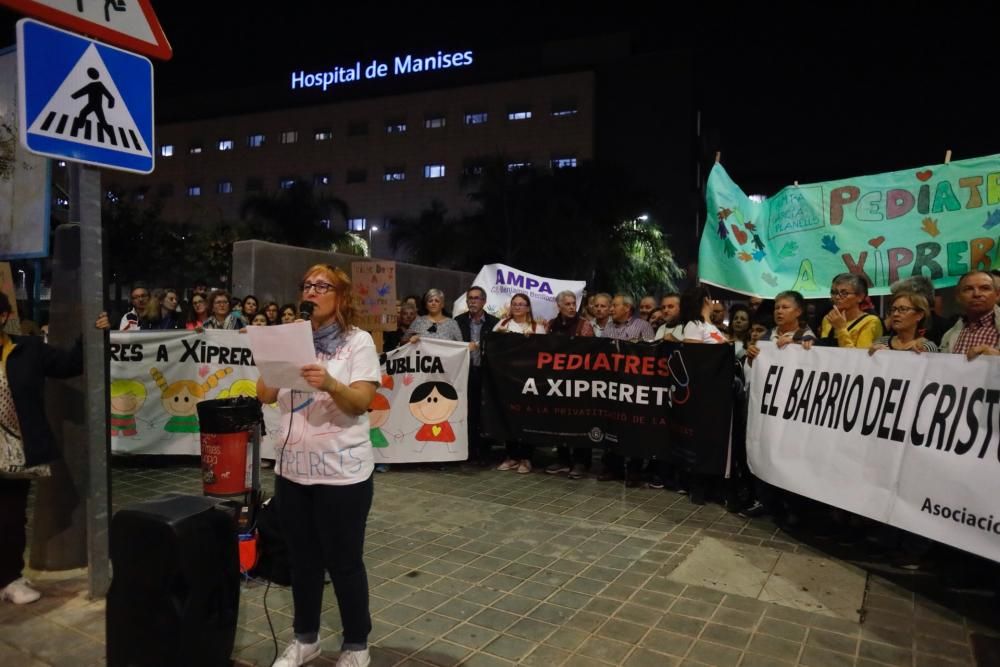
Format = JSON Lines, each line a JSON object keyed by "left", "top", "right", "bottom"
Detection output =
{"left": 107, "top": 494, "right": 240, "bottom": 667}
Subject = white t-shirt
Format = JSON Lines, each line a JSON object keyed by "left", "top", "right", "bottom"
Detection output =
{"left": 494, "top": 320, "right": 546, "bottom": 334}
{"left": 656, "top": 323, "right": 683, "bottom": 341}
{"left": 682, "top": 321, "right": 727, "bottom": 344}
{"left": 275, "top": 327, "right": 381, "bottom": 486}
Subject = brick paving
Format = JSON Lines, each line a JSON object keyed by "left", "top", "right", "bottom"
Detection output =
{"left": 1, "top": 457, "right": 996, "bottom": 666}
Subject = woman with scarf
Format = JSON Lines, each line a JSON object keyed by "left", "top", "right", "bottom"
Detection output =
{"left": 256, "top": 264, "right": 380, "bottom": 667}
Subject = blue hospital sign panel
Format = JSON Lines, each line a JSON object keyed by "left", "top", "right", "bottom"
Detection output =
{"left": 16, "top": 19, "right": 154, "bottom": 173}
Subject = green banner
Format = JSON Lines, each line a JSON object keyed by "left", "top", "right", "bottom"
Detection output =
{"left": 698, "top": 154, "right": 1000, "bottom": 297}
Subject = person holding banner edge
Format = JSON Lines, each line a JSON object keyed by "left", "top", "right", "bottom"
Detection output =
{"left": 256, "top": 265, "right": 379, "bottom": 667}
{"left": 454, "top": 286, "right": 499, "bottom": 467}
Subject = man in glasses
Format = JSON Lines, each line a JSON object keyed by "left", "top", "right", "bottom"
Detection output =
{"left": 455, "top": 286, "right": 499, "bottom": 466}
{"left": 119, "top": 283, "right": 149, "bottom": 331}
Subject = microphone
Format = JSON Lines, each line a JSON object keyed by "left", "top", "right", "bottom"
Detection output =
{"left": 298, "top": 301, "right": 315, "bottom": 321}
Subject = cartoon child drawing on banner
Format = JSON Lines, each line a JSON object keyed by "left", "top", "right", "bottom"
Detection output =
{"left": 367, "top": 374, "right": 393, "bottom": 453}
{"left": 109, "top": 379, "right": 146, "bottom": 436}
{"left": 408, "top": 380, "right": 459, "bottom": 451}
{"left": 149, "top": 366, "right": 233, "bottom": 433}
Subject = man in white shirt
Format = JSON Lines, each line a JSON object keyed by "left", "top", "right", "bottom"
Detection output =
{"left": 588, "top": 293, "right": 612, "bottom": 337}
{"left": 118, "top": 284, "right": 149, "bottom": 331}
{"left": 655, "top": 293, "right": 682, "bottom": 341}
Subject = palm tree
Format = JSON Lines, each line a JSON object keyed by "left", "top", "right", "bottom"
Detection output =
{"left": 240, "top": 181, "right": 349, "bottom": 249}
{"left": 388, "top": 200, "right": 465, "bottom": 268}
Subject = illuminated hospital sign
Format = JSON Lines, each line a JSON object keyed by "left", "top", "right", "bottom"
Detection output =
{"left": 290, "top": 49, "right": 474, "bottom": 92}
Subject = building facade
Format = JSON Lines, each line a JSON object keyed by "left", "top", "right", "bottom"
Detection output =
{"left": 106, "top": 70, "right": 596, "bottom": 258}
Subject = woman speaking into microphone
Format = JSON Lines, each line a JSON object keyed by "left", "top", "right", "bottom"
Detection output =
{"left": 257, "top": 264, "right": 380, "bottom": 667}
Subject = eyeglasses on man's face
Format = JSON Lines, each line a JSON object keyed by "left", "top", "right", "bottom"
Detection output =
{"left": 830, "top": 289, "right": 856, "bottom": 299}
{"left": 301, "top": 281, "right": 335, "bottom": 294}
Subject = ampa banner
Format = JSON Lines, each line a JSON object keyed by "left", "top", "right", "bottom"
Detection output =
{"left": 482, "top": 334, "right": 734, "bottom": 471}
{"left": 748, "top": 343, "right": 1000, "bottom": 563}
{"left": 699, "top": 154, "right": 1000, "bottom": 298}
{"left": 453, "top": 263, "right": 586, "bottom": 324}
{"left": 374, "top": 338, "right": 470, "bottom": 463}
{"left": 109, "top": 330, "right": 281, "bottom": 457}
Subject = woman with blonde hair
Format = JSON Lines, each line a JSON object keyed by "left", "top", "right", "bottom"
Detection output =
{"left": 869, "top": 291, "right": 937, "bottom": 354}
{"left": 257, "top": 264, "right": 380, "bottom": 667}
{"left": 494, "top": 293, "right": 546, "bottom": 335}
{"left": 494, "top": 293, "right": 545, "bottom": 474}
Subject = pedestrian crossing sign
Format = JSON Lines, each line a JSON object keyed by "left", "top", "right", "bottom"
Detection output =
{"left": 16, "top": 19, "right": 154, "bottom": 174}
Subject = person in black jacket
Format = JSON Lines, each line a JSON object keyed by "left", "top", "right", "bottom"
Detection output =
{"left": 0, "top": 294, "right": 108, "bottom": 604}
{"left": 453, "top": 286, "right": 499, "bottom": 466}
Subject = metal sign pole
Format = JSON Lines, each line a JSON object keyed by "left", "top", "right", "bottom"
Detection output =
{"left": 70, "top": 162, "right": 112, "bottom": 597}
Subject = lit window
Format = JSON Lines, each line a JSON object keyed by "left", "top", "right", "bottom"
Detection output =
{"left": 507, "top": 109, "right": 532, "bottom": 121}
{"left": 189, "top": 145, "right": 203, "bottom": 154}
{"left": 56, "top": 160, "right": 67, "bottom": 167}
{"left": 279, "top": 178, "right": 296, "bottom": 189}
{"left": 217, "top": 181, "right": 233, "bottom": 194}
{"left": 105, "top": 190, "right": 119, "bottom": 203}
{"left": 506, "top": 161, "right": 532, "bottom": 171}
{"left": 383, "top": 168, "right": 406, "bottom": 182}
{"left": 348, "top": 121, "right": 368, "bottom": 136}
{"left": 424, "top": 116, "right": 446, "bottom": 129}
{"left": 159, "top": 145, "right": 173, "bottom": 157}
{"left": 551, "top": 157, "right": 577, "bottom": 169}
{"left": 385, "top": 119, "right": 407, "bottom": 134}
{"left": 314, "top": 129, "right": 332, "bottom": 141}
{"left": 346, "top": 169, "right": 367, "bottom": 184}
{"left": 320, "top": 219, "right": 332, "bottom": 229}
{"left": 347, "top": 217, "right": 367, "bottom": 231}
{"left": 280, "top": 130, "right": 297, "bottom": 144}
{"left": 247, "top": 134, "right": 265, "bottom": 148}
{"left": 424, "top": 164, "right": 446, "bottom": 179}
{"left": 314, "top": 173, "right": 331, "bottom": 186}
{"left": 217, "top": 139, "right": 234, "bottom": 151}
{"left": 187, "top": 185, "right": 202, "bottom": 197}
{"left": 56, "top": 196, "right": 70, "bottom": 208}
{"left": 552, "top": 108, "right": 578, "bottom": 117}
{"left": 464, "top": 112, "right": 488, "bottom": 125}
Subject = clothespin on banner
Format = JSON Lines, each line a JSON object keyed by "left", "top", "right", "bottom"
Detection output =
{"left": 944, "top": 149, "right": 952, "bottom": 164}
{"left": 793, "top": 180, "right": 799, "bottom": 187}
{"left": 714, "top": 151, "right": 721, "bottom": 164}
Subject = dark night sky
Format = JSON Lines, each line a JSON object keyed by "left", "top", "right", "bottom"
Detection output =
{"left": 3, "top": 2, "right": 997, "bottom": 194}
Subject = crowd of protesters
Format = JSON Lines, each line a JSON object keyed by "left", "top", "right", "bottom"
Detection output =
{"left": 66, "top": 268, "right": 999, "bottom": 576}
{"left": 115, "top": 280, "right": 292, "bottom": 333}
{"left": 371, "top": 269, "right": 1000, "bottom": 573}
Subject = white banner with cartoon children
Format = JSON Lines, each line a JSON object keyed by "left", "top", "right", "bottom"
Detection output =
{"left": 109, "top": 330, "right": 281, "bottom": 457}
{"left": 372, "top": 338, "right": 470, "bottom": 463}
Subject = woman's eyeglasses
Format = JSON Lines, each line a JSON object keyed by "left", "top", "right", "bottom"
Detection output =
{"left": 830, "top": 289, "right": 856, "bottom": 298}
{"left": 889, "top": 306, "right": 919, "bottom": 314}
{"left": 301, "top": 281, "right": 335, "bottom": 294}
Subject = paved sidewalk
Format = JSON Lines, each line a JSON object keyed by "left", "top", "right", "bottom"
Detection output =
{"left": 1, "top": 459, "right": 996, "bottom": 666}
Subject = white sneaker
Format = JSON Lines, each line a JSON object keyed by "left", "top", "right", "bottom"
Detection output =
{"left": 272, "top": 639, "right": 321, "bottom": 667}
{"left": 0, "top": 577, "right": 41, "bottom": 605}
{"left": 336, "top": 648, "right": 371, "bottom": 667}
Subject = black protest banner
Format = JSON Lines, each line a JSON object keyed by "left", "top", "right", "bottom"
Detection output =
{"left": 481, "top": 333, "right": 734, "bottom": 472}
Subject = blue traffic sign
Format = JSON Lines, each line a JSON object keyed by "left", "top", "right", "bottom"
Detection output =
{"left": 16, "top": 19, "right": 154, "bottom": 174}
